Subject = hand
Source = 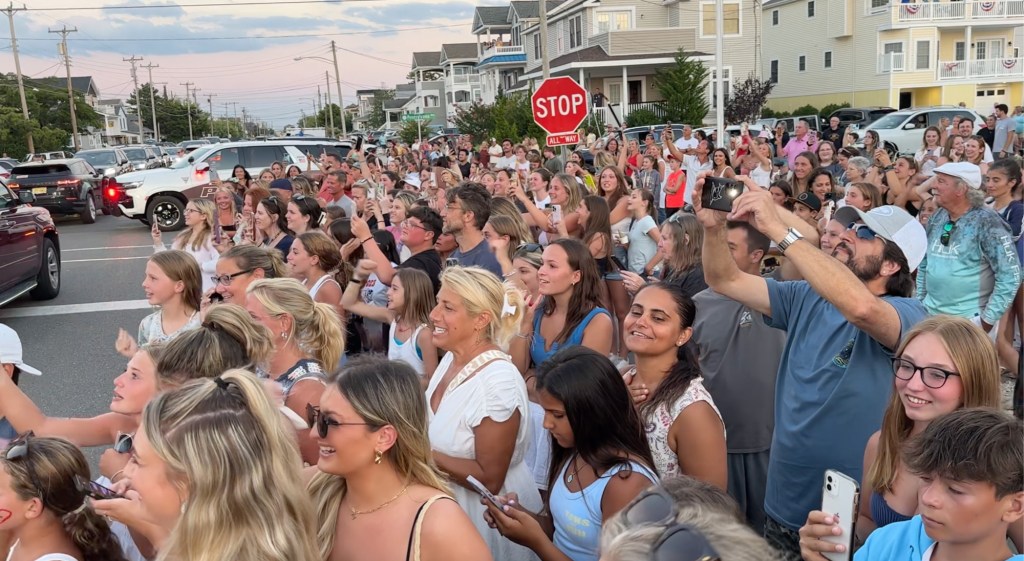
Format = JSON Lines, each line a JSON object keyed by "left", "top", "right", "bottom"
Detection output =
{"left": 354, "top": 259, "right": 378, "bottom": 279}
{"left": 485, "top": 497, "right": 545, "bottom": 549}
{"left": 875, "top": 149, "right": 892, "bottom": 167}
{"left": 490, "top": 236, "right": 510, "bottom": 258}
{"left": 690, "top": 171, "right": 727, "bottom": 229}
{"left": 340, "top": 238, "right": 360, "bottom": 261}
{"left": 798, "top": 510, "right": 848, "bottom": 561}
{"left": 728, "top": 183, "right": 786, "bottom": 239}
{"left": 350, "top": 214, "right": 371, "bottom": 240}
{"left": 115, "top": 329, "right": 139, "bottom": 358}
{"left": 627, "top": 379, "right": 649, "bottom": 404}
{"left": 620, "top": 271, "right": 645, "bottom": 294}
{"left": 91, "top": 480, "right": 170, "bottom": 549}
{"left": 150, "top": 222, "right": 162, "bottom": 244}
{"left": 98, "top": 448, "right": 130, "bottom": 481}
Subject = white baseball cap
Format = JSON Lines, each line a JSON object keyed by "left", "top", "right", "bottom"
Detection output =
{"left": 933, "top": 162, "right": 982, "bottom": 190}
{"left": 0, "top": 324, "right": 41, "bottom": 376}
{"left": 851, "top": 205, "right": 928, "bottom": 272}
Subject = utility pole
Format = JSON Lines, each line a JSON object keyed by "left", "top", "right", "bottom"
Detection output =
{"left": 324, "top": 70, "right": 335, "bottom": 139}
{"left": 180, "top": 81, "right": 194, "bottom": 140}
{"left": 330, "top": 40, "right": 347, "bottom": 137}
{"left": 4, "top": 2, "right": 33, "bottom": 153}
{"left": 50, "top": 26, "right": 80, "bottom": 151}
{"left": 123, "top": 55, "right": 144, "bottom": 141}
{"left": 206, "top": 93, "right": 217, "bottom": 135}
{"left": 714, "top": 0, "right": 725, "bottom": 144}
{"left": 241, "top": 107, "right": 247, "bottom": 139}
{"left": 140, "top": 62, "right": 160, "bottom": 142}
{"left": 226, "top": 102, "right": 238, "bottom": 139}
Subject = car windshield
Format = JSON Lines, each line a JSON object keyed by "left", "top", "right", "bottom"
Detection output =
{"left": 123, "top": 148, "right": 148, "bottom": 160}
{"left": 80, "top": 151, "right": 117, "bottom": 166}
{"left": 171, "top": 145, "right": 215, "bottom": 169}
{"left": 868, "top": 113, "right": 911, "bottom": 129}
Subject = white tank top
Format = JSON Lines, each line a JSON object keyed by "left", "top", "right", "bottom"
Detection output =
{"left": 750, "top": 164, "right": 772, "bottom": 188}
{"left": 306, "top": 274, "right": 338, "bottom": 300}
{"left": 6, "top": 543, "right": 79, "bottom": 561}
{"left": 388, "top": 322, "right": 426, "bottom": 376}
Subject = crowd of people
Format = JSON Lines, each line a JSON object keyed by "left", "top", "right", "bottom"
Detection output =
{"left": 0, "top": 104, "right": 1022, "bottom": 561}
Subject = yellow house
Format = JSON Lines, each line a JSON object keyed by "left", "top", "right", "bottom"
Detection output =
{"left": 762, "top": 0, "right": 1023, "bottom": 114}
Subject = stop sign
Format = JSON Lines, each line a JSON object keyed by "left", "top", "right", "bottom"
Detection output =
{"left": 531, "top": 77, "right": 588, "bottom": 135}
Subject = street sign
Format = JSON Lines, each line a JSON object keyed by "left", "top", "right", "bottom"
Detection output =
{"left": 546, "top": 132, "right": 580, "bottom": 146}
{"left": 402, "top": 113, "right": 432, "bottom": 122}
{"left": 531, "top": 77, "right": 588, "bottom": 136}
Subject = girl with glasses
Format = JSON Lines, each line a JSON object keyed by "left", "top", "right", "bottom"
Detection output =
{"left": 799, "top": 315, "right": 1004, "bottom": 559}
{"left": 308, "top": 356, "right": 491, "bottom": 561}
{"left": 1, "top": 435, "right": 128, "bottom": 561}
{"left": 211, "top": 245, "right": 286, "bottom": 306}
{"left": 152, "top": 198, "right": 220, "bottom": 293}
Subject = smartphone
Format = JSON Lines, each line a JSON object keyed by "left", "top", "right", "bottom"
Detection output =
{"left": 151, "top": 221, "right": 160, "bottom": 236}
{"left": 213, "top": 221, "right": 223, "bottom": 245}
{"left": 610, "top": 255, "right": 627, "bottom": 271}
{"left": 466, "top": 475, "right": 504, "bottom": 510}
{"left": 445, "top": 257, "right": 460, "bottom": 268}
{"left": 701, "top": 176, "right": 743, "bottom": 212}
{"left": 551, "top": 204, "right": 562, "bottom": 225}
{"left": 75, "top": 475, "right": 123, "bottom": 501}
{"left": 821, "top": 469, "right": 859, "bottom": 561}
{"left": 821, "top": 200, "right": 835, "bottom": 225}
{"left": 208, "top": 291, "right": 223, "bottom": 303}
{"left": 355, "top": 136, "right": 363, "bottom": 152}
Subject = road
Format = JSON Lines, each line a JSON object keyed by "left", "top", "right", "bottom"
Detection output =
{"left": 0, "top": 211, "right": 162, "bottom": 465}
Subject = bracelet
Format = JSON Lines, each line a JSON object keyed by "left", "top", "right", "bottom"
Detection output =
{"left": 359, "top": 236, "right": 372, "bottom": 245}
{"left": 514, "top": 332, "right": 531, "bottom": 339}
{"left": 350, "top": 277, "right": 365, "bottom": 284}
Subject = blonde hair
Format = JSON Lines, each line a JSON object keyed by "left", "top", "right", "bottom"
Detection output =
{"left": 487, "top": 214, "right": 534, "bottom": 262}
{"left": 173, "top": 198, "right": 215, "bottom": 251}
{"left": 213, "top": 185, "right": 237, "bottom": 217}
{"left": 246, "top": 278, "right": 344, "bottom": 368}
{"left": 156, "top": 304, "right": 274, "bottom": 387}
{"left": 149, "top": 249, "right": 202, "bottom": 313}
{"left": 144, "top": 369, "right": 319, "bottom": 561}
{"left": 867, "top": 315, "right": 1001, "bottom": 494}
{"left": 438, "top": 266, "right": 524, "bottom": 349}
{"left": 308, "top": 357, "right": 451, "bottom": 559}
{"left": 552, "top": 173, "right": 582, "bottom": 213}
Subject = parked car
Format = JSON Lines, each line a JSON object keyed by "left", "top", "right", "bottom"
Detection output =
{"left": 121, "top": 145, "right": 163, "bottom": 172}
{"left": 0, "top": 180, "right": 60, "bottom": 306}
{"left": 21, "top": 151, "right": 73, "bottom": 163}
{"left": 75, "top": 148, "right": 132, "bottom": 178}
{"left": 6, "top": 159, "right": 104, "bottom": 224}
{"left": 827, "top": 107, "right": 897, "bottom": 130}
{"left": 179, "top": 140, "right": 211, "bottom": 153}
{"left": 0, "top": 159, "right": 17, "bottom": 180}
{"left": 862, "top": 106, "right": 982, "bottom": 154}
{"left": 109, "top": 139, "right": 352, "bottom": 231}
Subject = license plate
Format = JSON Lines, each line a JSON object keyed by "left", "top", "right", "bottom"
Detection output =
{"left": 32, "top": 187, "right": 47, "bottom": 195}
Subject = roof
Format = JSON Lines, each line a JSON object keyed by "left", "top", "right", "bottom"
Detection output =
{"left": 440, "top": 43, "right": 479, "bottom": 62}
{"left": 510, "top": 0, "right": 564, "bottom": 19}
{"left": 473, "top": 5, "right": 512, "bottom": 29}
{"left": 32, "top": 76, "right": 99, "bottom": 97}
{"left": 541, "top": 45, "right": 701, "bottom": 69}
{"left": 412, "top": 51, "right": 442, "bottom": 69}
{"left": 395, "top": 82, "right": 417, "bottom": 94}
{"left": 355, "top": 88, "right": 378, "bottom": 95}
{"left": 382, "top": 99, "right": 406, "bottom": 110}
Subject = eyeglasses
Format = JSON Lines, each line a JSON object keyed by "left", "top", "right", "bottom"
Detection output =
{"left": 306, "top": 404, "right": 371, "bottom": 439}
{"left": 619, "top": 487, "right": 721, "bottom": 561}
{"left": 6, "top": 432, "right": 46, "bottom": 506}
{"left": 940, "top": 221, "right": 956, "bottom": 247}
{"left": 184, "top": 208, "right": 200, "bottom": 215}
{"left": 892, "top": 357, "right": 960, "bottom": 389}
{"left": 401, "top": 219, "right": 427, "bottom": 231}
{"left": 210, "top": 269, "right": 253, "bottom": 286}
{"left": 847, "top": 223, "right": 879, "bottom": 242}
{"left": 114, "top": 432, "right": 134, "bottom": 454}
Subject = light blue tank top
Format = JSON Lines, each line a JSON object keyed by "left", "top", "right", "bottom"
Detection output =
{"left": 548, "top": 458, "right": 658, "bottom": 561}
{"left": 529, "top": 307, "right": 609, "bottom": 367}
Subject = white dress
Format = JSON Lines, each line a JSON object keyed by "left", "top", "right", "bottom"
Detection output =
{"left": 426, "top": 350, "right": 542, "bottom": 561}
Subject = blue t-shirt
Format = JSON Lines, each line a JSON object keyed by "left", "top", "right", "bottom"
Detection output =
{"left": 855, "top": 515, "right": 1024, "bottom": 561}
{"left": 762, "top": 279, "right": 927, "bottom": 530}
{"left": 530, "top": 307, "right": 610, "bottom": 367}
{"left": 450, "top": 239, "right": 503, "bottom": 278}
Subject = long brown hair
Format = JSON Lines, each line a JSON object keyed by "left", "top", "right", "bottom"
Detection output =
{"left": 394, "top": 268, "right": 435, "bottom": 328}
{"left": 661, "top": 215, "right": 703, "bottom": 279}
{"left": 581, "top": 195, "right": 612, "bottom": 258}
{"left": 598, "top": 165, "right": 629, "bottom": 209}
{"left": 541, "top": 238, "right": 604, "bottom": 344}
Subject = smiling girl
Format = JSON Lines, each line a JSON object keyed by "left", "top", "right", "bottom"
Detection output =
{"left": 122, "top": 250, "right": 201, "bottom": 356}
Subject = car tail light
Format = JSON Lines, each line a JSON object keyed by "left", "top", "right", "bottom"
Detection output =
{"left": 56, "top": 178, "right": 81, "bottom": 187}
{"left": 7, "top": 182, "right": 19, "bottom": 190}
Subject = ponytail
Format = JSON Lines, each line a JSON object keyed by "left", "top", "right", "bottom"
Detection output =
{"left": 63, "top": 507, "right": 129, "bottom": 561}
{"left": 308, "top": 302, "right": 344, "bottom": 369}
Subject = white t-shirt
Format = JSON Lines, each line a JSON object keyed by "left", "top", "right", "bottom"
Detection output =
{"left": 682, "top": 155, "right": 713, "bottom": 205}
{"left": 492, "top": 155, "right": 516, "bottom": 170}
{"left": 674, "top": 137, "right": 698, "bottom": 151}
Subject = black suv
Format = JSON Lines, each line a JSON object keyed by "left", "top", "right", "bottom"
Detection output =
{"left": 7, "top": 159, "right": 104, "bottom": 223}
{"left": 0, "top": 179, "right": 60, "bottom": 306}
{"left": 121, "top": 145, "right": 163, "bottom": 172}
{"left": 827, "top": 107, "right": 897, "bottom": 129}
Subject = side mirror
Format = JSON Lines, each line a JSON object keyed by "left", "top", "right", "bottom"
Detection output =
{"left": 17, "top": 190, "right": 35, "bottom": 204}
{"left": 195, "top": 162, "right": 210, "bottom": 173}
{"left": 903, "top": 123, "right": 917, "bottom": 130}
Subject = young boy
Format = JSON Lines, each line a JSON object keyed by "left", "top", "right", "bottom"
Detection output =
{"left": 855, "top": 408, "right": 1024, "bottom": 561}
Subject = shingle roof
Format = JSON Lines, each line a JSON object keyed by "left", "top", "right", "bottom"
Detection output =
{"left": 412, "top": 51, "right": 442, "bottom": 68}
{"left": 475, "top": 5, "right": 511, "bottom": 26}
{"left": 526, "top": 45, "right": 705, "bottom": 73}
{"left": 33, "top": 76, "right": 99, "bottom": 97}
{"left": 440, "top": 43, "right": 479, "bottom": 62}
{"left": 511, "top": 0, "right": 564, "bottom": 19}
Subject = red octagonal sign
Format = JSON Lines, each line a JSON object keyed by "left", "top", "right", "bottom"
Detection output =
{"left": 531, "top": 77, "right": 588, "bottom": 135}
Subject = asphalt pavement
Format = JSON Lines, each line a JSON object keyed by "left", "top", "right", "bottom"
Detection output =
{"left": 0, "top": 211, "right": 166, "bottom": 466}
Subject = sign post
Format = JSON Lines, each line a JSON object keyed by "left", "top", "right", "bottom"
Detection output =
{"left": 402, "top": 112, "right": 433, "bottom": 144}
{"left": 531, "top": 77, "right": 588, "bottom": 147}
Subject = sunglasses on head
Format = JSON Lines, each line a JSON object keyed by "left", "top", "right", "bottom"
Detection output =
{"left": 516, "top": 242, "right": 543, "bottom": 255}
{"left": 6, "top": 431, "right": 46, "bottom": 506}
{"left": 306, "top": 404, "right": 371, "bottom": 439}
{"left": 619, "top": 487, "right": 721, "bottom": 561}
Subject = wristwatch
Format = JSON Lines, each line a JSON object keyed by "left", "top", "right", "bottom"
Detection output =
{"left": 777, "top": 228, "right": 804, "bottom": 253}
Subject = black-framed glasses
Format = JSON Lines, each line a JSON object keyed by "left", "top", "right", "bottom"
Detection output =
{"left": 401, "top": 219, "right": 427, "bottom": 231}
{"left": 940, "top": 221, "right": 955, "bottom": 247}
{"left": 306, "top": 404, "right": 371, "bottom": 439}
{"left": 114, "top": 432, "right": 134, "bottom": 454}
{"left": 650, "top": 524, "right": 722, "bottom": 561}
{"left": 210, "top": 269, "right": 253, "bottom": 286}
{"left": 6, "top": 432, "right": 46, "bottom": 506}
{"left": 891, "top": 357, "right": 961, "bottom": 389}
{"left": 847, "top": 223, "right": 879, "bottom": 242}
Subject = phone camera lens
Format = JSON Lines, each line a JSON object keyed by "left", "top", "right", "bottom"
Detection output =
{"left": 826, "top": 483, "right": 833, "bottom": 492}
{"left": 827, "top": 475, "right": 833, "bottom": 483}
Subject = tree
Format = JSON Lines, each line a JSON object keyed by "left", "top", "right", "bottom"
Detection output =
{"left": 625, "top": 108, "right": 661, "bottom": 127}
{"left": 0, "top": 75, "right": 103, "bottom": 157}
{"left": 654, "top": 49, "right": 710, "bottom": 126}
{"left": 724, "top": 73, "right": 774, "bottom": 124}
{"left": 819, "top": 102, "right": 851, "bottom": 121}
{"left": 398, "top": 119, "right": 422, "bottom": 144}
{"left": 127, "top": 83, "right": 211, "bottom": 142}
{"left": 453, "top": 92, "right": 546, "bottom": 146}
{"left": 368, "top": 89, "right": 395, "bottom": 130}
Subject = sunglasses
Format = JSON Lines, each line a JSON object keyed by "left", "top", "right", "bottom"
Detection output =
{"left": 114, "top": 432, "right": 134, "bottom": 454}
{"left": 847, "top": 222, "right": 879, "bottom": 241}
{"left": 620, "top": 487, "right": 721, "bottom": 561}
{"left": 940, "top": 220, "right": 956, "bottom": 246}
{"left": 306, "top": 404, "right": 371, "bottom": 439}
{"left": 6, "top": 431, "right": 46, "bottom": 506}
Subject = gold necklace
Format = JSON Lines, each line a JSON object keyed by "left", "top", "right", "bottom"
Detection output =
{"left": 350, "top": 485, "right": 409, "bottom": 519}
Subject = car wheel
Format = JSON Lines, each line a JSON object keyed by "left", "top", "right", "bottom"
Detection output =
{"left": 29, "top": 238, "right": 60, "bottom": 300}
{"left": 81, "top": 192, "right": 97, "bottom": 224}
{"left": 148, "top": 195, "right": 186, "bottom": 231}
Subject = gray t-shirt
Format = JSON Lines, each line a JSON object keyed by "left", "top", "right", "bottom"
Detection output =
{"left": 450, "top": 239, "right": 503, "bottom": 278}
{"left": 993, "top": 117, "right": 1014, "bottom": 153}
{"left": 326, "top": 194, "right": 355, "bottom": 219}
{"left": 691, "top": 287, "right": 786, "bottom": 453}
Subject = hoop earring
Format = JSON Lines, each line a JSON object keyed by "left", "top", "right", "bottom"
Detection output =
{"left": 374, "top": 449, "right": 383, "bottom": 465}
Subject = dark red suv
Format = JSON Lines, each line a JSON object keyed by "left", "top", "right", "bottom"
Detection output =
{"left": 0, "top": 179, "right": 60, "bottom": 306}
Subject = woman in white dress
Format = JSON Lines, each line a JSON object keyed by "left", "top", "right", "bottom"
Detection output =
{"left": 426, "top": 266, "right": 542, "bottom": 561}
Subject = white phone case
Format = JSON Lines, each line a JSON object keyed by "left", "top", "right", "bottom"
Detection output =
{"left": 466, "top": 475, "right": 504, "bottom": 510}
{"left": 821, "top": 469, "right": 859, "bottom": 561}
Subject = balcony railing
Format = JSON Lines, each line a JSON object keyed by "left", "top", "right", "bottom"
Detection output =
{"left": 937, "top": 57, "right": 1024, "bottom": 80}
{"left": 480, "top": 44, "right": 526, "bottom": 60}
{"left": 890, "top": 0, "right": 1024, "bottom": 23}
{"left": 878, "top": 52, "right": 906, "bottom": 73}
{"left": 447, "top": 73, "right": 481, "bottom": 87}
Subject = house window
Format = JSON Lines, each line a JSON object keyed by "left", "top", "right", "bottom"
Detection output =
{"left": 824, "top": 51, "right": 832, "bottom": 68}
{"left": 798, "top": 55, "right": 806, "bottom": 71}
{"left": 772, "top": 9, "right": 779, "bottom": 24}
{"left": 915, "top": 40, "right": 930, "bottom": 70}
{"left": 512, "top": 25, "right": 521, "bottom": 47}
{"left": 569, "top": 15, "right": 582, "bottom": 48}
{"left": 595, "top": 10, "right": 633, "bottom": 33}
{"left": 533, "top": 34, "right": 540, "bottom": 59}
{"left": 557, "top": 20, "right": 564, "bottom": 54}
{"left": 869, "top": 0, "right": 888, "bottom": 11}
{"left": 700, "top": 2, "right": 740, "bottom": 37}
{"left": 807, "top": 1, "right": 815, "bottom": 17}
{"left": 954, "top": 41, "right": 965, "bottom": 61}
{"left": 976, "top": 41, "right": 986, "bottom": 60}
{"left": 770, "top": 60, "right": 779, "bottom": 83}
{"left": 709, "top": 68, "right": 732, "bottom": 109}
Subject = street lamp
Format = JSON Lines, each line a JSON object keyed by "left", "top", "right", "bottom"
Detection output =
{"left": 295, "top": 55, "right": 347, "bottom": 137}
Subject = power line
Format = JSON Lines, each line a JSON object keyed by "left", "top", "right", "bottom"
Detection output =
{"left": 0, "top": 23, "right": 470, "bottom": 42}
{"left": 27, "top": 0, "right": 385, "bottom": 10}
